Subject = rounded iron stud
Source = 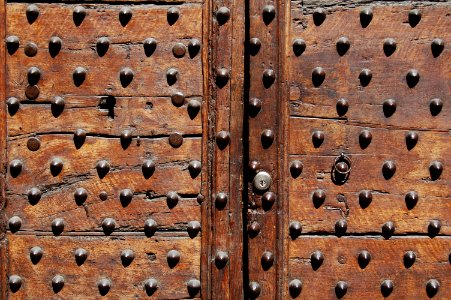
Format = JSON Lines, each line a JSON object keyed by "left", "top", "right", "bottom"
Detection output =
{"left": 359, "top": 129, "right": 372, "bottom": 149}
{"left": 27, "top": 137, "right": 41, "bottom": 151}
{"left": 120, "top": 129, "right": 132, "bottom": 149}
{"left": 383, "top": 38, "right": 397, "bottom": 57}
{"left": 292, "top": 38, "right": 306, "bottom": 56}
{"left": 358, "top": 250, "right": 371, "bottom": 269}
{"left": 142, "top": 160, "right": 156, "bottom": 179}
{"left": 360, "top": 7, "right": 373, "bottom": 28}
{"left": 188, "top": 99, "right": 201, "bottom": 119}
{"left": 312, "top": 189, "right": 326, "bottom": 208}
{"left": 168, "top": 133, "right": 183, "bottom": 148}
{"left": 216, "top": 7, "right": 230, "bottom": 25}
{"left": 248, "top": 221, "right": 261, "bottom": 238}
{"left": 359, "top": 190, "right": 372, "bottom": 209}
{"left": 408, "top": 9, "right": 421, "bottom": 27}
{"left": 381, "top": 279, "right": 394, "bottom": 297}
{"left": 166, "top": 191, "right": 180, "bottom": 209}
{"left": 187, "top": 220, "right": 201, "bottom": 238}
{"left": 144, "top": 218, "right": 158, "bottom": 237}
{"left": 167, "top": 250, "right": 181, "bottom": 268}
{"left": 312, "top": 67, "right": 325, "bottom": 87}
{"left": 216, "top": 131, "right": 230, "bottom": 149}
{"left": 249, "top": 98, "right": 262, "bottom": 117}
{"left": 405, "top": 131, "right": 419, "bottom": 150}
{"left": 289, "top": 221, "right": 302, "bottom": 239}
{"left": 405, "top": 191, "right": 419, "bottom": 210}
{"left": 188, "top": 160, "right": 202, "bottom": 178}
{"left": 24, "top": 42, "right": 38, "bottom": 57}
{"left": 313, "top": 8, "right": 326, "bottom": 26}
{"left": 261, "top": 129, "right": 274, "bottom": 148}
{"left": 171, "top": 92, "right": 185, "bottom": 107}
{"left": 6, "top": 35, "right": 20, "bottom": 54}
{"left": 406, "top": 69, "right": 420, "bottom": 88}
{"left": 52, "top": 218, "right": 65, "bottom": 236}
{"left": 403, "top": 250, "right": 416, "bottom": 268}
{"left": 96, "top": 160, "right": 110, "bottom": 178}
{"left": 167, "top": 7, "right": 180, "bottom": 25}
{"left": 166, "top": 68, "right": 178, "bottom": 85}
{"left": 215, "top": 192, "right": 228, "bottom": 210}
{"left": 9, "top": 275, "right": 22, "bottom": 293}
{"left": 261, "top": 251, "right": 274, "bottom": 271}
{"left": 262, "top": 191, "right": 276, "bottom": 211}
{"left": 102, "top": 218, "right": 116, "bottom": 235}
{"left": 216, "top": 67, "right": 230, "bottom": 87}
{"left": 52, "top": 275, "right": 64, "bottom": 293}
{"left": 428, "top": 220, "right": 441, "bottom": 237}
{"left": 249, "top": 281, "right": 261, "bottom": 299}
{"left": 215, "top": 251, "right": 229, "bottom": 269}
{"left": 51, "top": 96, "right": 65, "bottom": 117}
{"left": 336, "top": 36, "right": 350, "bottom": 56}
{"left": 120, "top": 249, "right": 134, "bottom": 267}
{"left": 262, "top": 5, "right": 276, "bottom": 25}
{"left": 172, "top": 42, "right": 186, "bottom": 58}
{"left": 25, "top": 85, "right": 39, "bottom": 100}
{"left": 27, "top": 67, "right": 41, "bottom": 85}
{"left": 188, "top": 39, "right": 201, "bottom": 58}
{"left": 262, "top": 69, "right": 275, "bottom": 88}
{"left": 50, "top": 158, "right": 63, "bottom": 176}
{"left": 9, "top": 216, "right": 22, "bottom": 233}
{"left": 73, "top": 67, "right": 87, "bottom": 87}
{"left": 431, "top": 38, "right": 445, "bottom": 58}
{"left": 99, "top": 191, "right": 108, "bottom": 201}
{"left": 74, "top": 188, "right": 88, "bottom": 206}
{"left": 143, "top": 38, "right": 157, "bottom": 57}
{"left": 429, "top": 161, "right": 443, "bottom": 180}
{"left": 335, "top": 281, "right": 348, "bottom": 299}
{"left": 9, "top": 159, "right": 23, "bottom": 178}
{"left": 289, "top": 279, "right": 302, "bottom": 298}
{"left": 290, "top": 160, "right": 303, "bottom": 178}
{"left": 359, "top": 68, "right": 372, "bottom": 87}
{"left": 383, "top": 98, "right": 397, "bottom": 117}
{"left": 119, "top": 7, "right": 132, "bottom": 26}
{"left": 335, "top": 219, "right": 347, "bottom": 237}
{"left": 73, "top": 129, "right": 86, "bottom": 149}
{"left": 120, "top": 67, "right": 134, "bottom": 88}
{"left": 97, "top": 278, "right": 111, "bottom": 296}
{"left": 119, "top": 189, "right": 133, "bottom": 207}
{"left": 310, "top": 250, "right": 324, "bottom": 270}
{"left": 30, "top": 246, "right": 43, "bottom": 264}
{"left": 144, "top": 278, "right": 158, "bottom": 296}
{"left": 249, "top": 160, "right": 260, "bottom": 174}
{"left": 382, "top": 221, "right": 395, "bottom": 239}
{"left": 249, "top": 37, "right": 261, "bottom": 56}
{"left": 74, "top": 248, "right": 88, "bottom": 266}
{"left": 429, "top": 98, "right": 443, "bottom": 116}
{"left": 311, "top": 130, "right": 324, "bottom": 148}
{"left": 73, "top": 6, "right": 86, "bottom": 26}
{"left": 7, "top": 97, "right": 20, "bottom": 115}
{"left": 197, "top": 194, "right": 205, "bottom": 204}
{"left": 382, "top": 160, "right": 396, "bottom": 179}
{"left": 26, "top": 4, "right": 40, "bottom": 24}
{"left": 187, "top": 279, "right": 201, "bottom": 297}
{"left": 426, "top": 279, "right": 440, "bottom": 298}
{"left": 49, "top": 36, "right": 62, "bottom": 57}
{"left": 28, "top": 187, "right": 42, "bottom": 205}
{"left": 336, "top": 98, "right": 349, "bottom": 116}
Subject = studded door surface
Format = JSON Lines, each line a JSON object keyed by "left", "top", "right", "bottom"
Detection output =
{"left": 0, "top": 0, "right": 246, "bottom": 298}
{"left": 245, "top": 1, "right": 449, "bottom": 299}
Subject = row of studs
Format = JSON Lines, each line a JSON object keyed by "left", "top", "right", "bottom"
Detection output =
{"left": 21, "top": 4, "right": 186, "bottom": 27}
{"left": 8, "top": 216, "right": 201, "bottom": 237}
{"left": 8, "top": 274, "right": 201, "bottom": 297}
{"left": 6, "top": 36, "right": 201, "bottom": 59}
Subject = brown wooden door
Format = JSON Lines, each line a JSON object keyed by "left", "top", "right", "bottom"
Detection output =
{"left": 0, "top": 0, "right": 449, "bottom": 299}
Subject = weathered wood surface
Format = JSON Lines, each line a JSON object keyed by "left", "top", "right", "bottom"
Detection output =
{"left": 289, "top": 237, "right": 450, "bottom": 299}
{"left": 7, "top": 234, "right": 201, "bottom": 299}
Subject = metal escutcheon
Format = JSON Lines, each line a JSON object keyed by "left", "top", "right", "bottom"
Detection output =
{"left": 253, "top": 171, "right": 272, "bottom": 191}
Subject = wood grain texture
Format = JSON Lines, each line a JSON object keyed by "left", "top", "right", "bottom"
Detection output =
{"left": 289, "top": 236, "right": 450, "bottom": 299}
{"left": 7, "top": 234, "right": 201, "bottom": 299}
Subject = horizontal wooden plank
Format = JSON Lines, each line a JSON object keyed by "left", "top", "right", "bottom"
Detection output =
{"left": 288, "top": 236, "right": 450, "bottom": 299}
{"left": 7, "top": 234, "right": 201, "bottom": 299}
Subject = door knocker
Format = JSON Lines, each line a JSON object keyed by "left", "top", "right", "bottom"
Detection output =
{"left": 332, "top": 153, "right": 351, "bottom": 184}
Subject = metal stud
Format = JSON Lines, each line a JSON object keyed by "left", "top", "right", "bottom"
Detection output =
{"left": 26, "top": 4, "right": 40, "bottom": 24}
{"left": 358, "top": 250, "right": 371, "bottom": 269}
{"left": 120, "top": 67, "right": 134, "bottom": 88}
{"left": 262, "top": 5, "right": 276, "bottom": 25}
{"left": 262, "top": 69, "right": 275, "bottom": 88}
{"left": 29, "top": 246, "right": 43, "bottom": 264}
{"left": 429, "top": 98, "right": 443, "bottom": 116}
{"left": 187, "top": 279, "right": 201, "bottom": 297}
{"left": 359, "top": 68, "right": 372, "bottom": 87}
{"left": 249, "top": 281, "right": 261, "bottom": 299}
{"left": 431, "top": 38, "right": 445, "bottom": 58}
{"left": 188, "top": 99, "right": 201, "bottom": 119}
{"left": 8, "top": 216, "right": 22, "bottom": 233}
{"left": 7, "top": 97, "right": 20, "bottom": 116}
{"left": 383, "top": 38, "right": 397, "bottom": 57}
{"left": 383, "top": 98, "right": 396, "bottom": 117}
{"left": 9, "top": 159, "right": 23, "bottom": 178}
{"left": 335, "top": 219, "right": 347, "bottom": 237}
{"left": 74, "top": 188, "right": 88, "bottom": 206}
{"left": 290, "top": 160, "right": 303, "bottom": 178}
{"left": 144, "top": 218, "right": 158, "bottom": 237}
{"left": 249, "top": 38, "right": 261, "bottom": 56}
{"left": 166, "top": 68, "right": 178, "bottom": 85}
{"left": 248, "top": 221, "right": 261, "bottom": 238}
{"left": 406, "top": 69, "right": 420, "bottom": 88}
{"left": 313, "top": 8, "right": 326, "bottom": 26}
{"left": 167, "top": 250, "right": 181, "bottom": 268}
{"left": 262, "top": 191, "right": 276, "bottom": 211}
{"left": 261, "top": 129, "right": 274, "bottom": 148}
{"left": 25, "top": 85, "right": 40, "bottom": 100}
{"left": 403, "top": 250, "right": 416, "bottom": 268}
{"left": 312, "top": 189, "right": 326, "bottom": 208}
{"left": 381, "top": 280, "right": 394, "bottom": 297}
{"left": 249, "top": 160, "right": 260, "bottom": 174}
{"left": 121, "top": 249, "right": 134, "bottom": 267}
{"left": 335, "top": 281, "right": 348, "bottom": 299}
{"left": 119, "top": 189, "right": 133, "bottom": 207}
{"left": 142, "top": 160, "right": 156, "bottom": 179}
{"left": 52, "top": 275, "right": 65, "bottom": 293}
{"left": 143, "top": 38, "right": 157, "bottom": 57}
{"left": 359, "top": 129, "right": 372, "bottom": 149}
{"left": 405, "top": 191, "right": 419, "bottom": 210}
{"left": 216, "top": 67, "right": 230, "bottom": 87}
{"left": 360, "top": 7, "right": 373, "bottom": 28}
{"left": 188, "top": 160, "right": 202, "bottom": 178}
{"left": 311, "top": 250, "right": 324, "bottom": 270}
{"left": 249, "top": 98, "right": 262, "bottom": 117}
{"left": 429, "top": 160, "right": 443, "bottom": 180}
{"left": 167, "top": 7, "right": 180, "bottom": 25}
{"left": 382, "top": 221, "right": 395, "bottom": 239}
{"left": 312, "top": 67, "right": 325, "bottom": 87}
{"left": 27, "top": 137, "right": 41, "bottom": 151}
{"left": 74, "top": 248, "right": 88, "bottom": 266}
{"left": 216, "top": 7, "right": 230, "bottom": 25}
{"left": 28, "top": 187, "right": 42, "bottom": 205}
{"left": 261, "top": 251, "right": 274, "bottom": 271}
{"left": 216, "top": 131, "right": 230, "bottom": 149}
{"left": 6, "top": 35, "right": 20, "bottom": 54}
{"left": 8, "top": 275, "right": 22, "bottom": 293}
{"left": 97, "top": 278, "right": 112, "bottom": 296}
{"left": 382, "top": 160, "right": 396, "bottom": 179}
{"left": 336, "top": 98, "right": 349, "bottom": 116}
{"left": 99, "top": 191, "right": 108, "bottom": 201}
{"left": 426, "top": 279, "right": 440, "bottom": 298}
{"left": 215, "top": 251, "right": 229, "bottom": 269}
{"left": 50, "top": 158, "right": 63, "bottom": 176}
{"left": 73, "top": 6, "right": 86, "bottom": 26}
{"left": 358, "top": 190, "right": 372, "bottom": 209}
{"left": 51, "top": 218, "right": 65, "bottom": 236}
{"left": 96, "top": 37, "right": 110, "bottom": 57}
{"left": 311, "top": 130, "right": 324, "bottom": 148}
{"left": 166, "top": 191, "right": 180, "bottom": 209}
{"left": 102, "top": 218, "right": 116, "bottom": 235}
{"left": 336, "top": 36, "right": 350, "bottom": 56}
{"left": 292, "top": 39, "right": 306, "bottom": 56}
{"left": 96, "top": 160, "right": 110, "bottom": 178}
{"left": 169, "top": 132, "right": 183, "bottom": 148}
{"left": 49, "top": 36, "right": 62, "bottom": 57}
{"left": 27, "top": 66, "right": 41, "bottom": 85}
{"left": 24, "top": 42, "right": 38, "bottom": 57}
{"left": 188, "top": 39, "right": 201, "bottom": 58}
{"left": 73, "top": 67, "right": 87, "bottom": 87}
{"left": 428, "top": 220, "right": 441, "bottom": 237}
{"left": 51, "top": 96, "right": 65, "bottom": 117}
{"left": 408, "top": 9, "right": 421, "bottom": 27}
{"left": 119, "top": 7, "right": 132, "bottom": 26}
{"left": 289, "top": 279, "right": 302, "bottom": 298}
{"left": 403, "top": 131, "right": 418, "bottom": 150}
{"left": 215, "top": 192, "right": 228, "bottom": 210}
{"left": 144, "top": 278, "right": 158, "bottom": 296}
{"left": 173, "top": 42, "right": 186, "bottom": 58}
{"left": 187, "top": 220, "right": 201, "bottom": 238}
{"left": 120, "top": 129, "right": 132, "bottom": 149}
{"left": 289, "top": 221, "right": 302, "bottom": 239}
